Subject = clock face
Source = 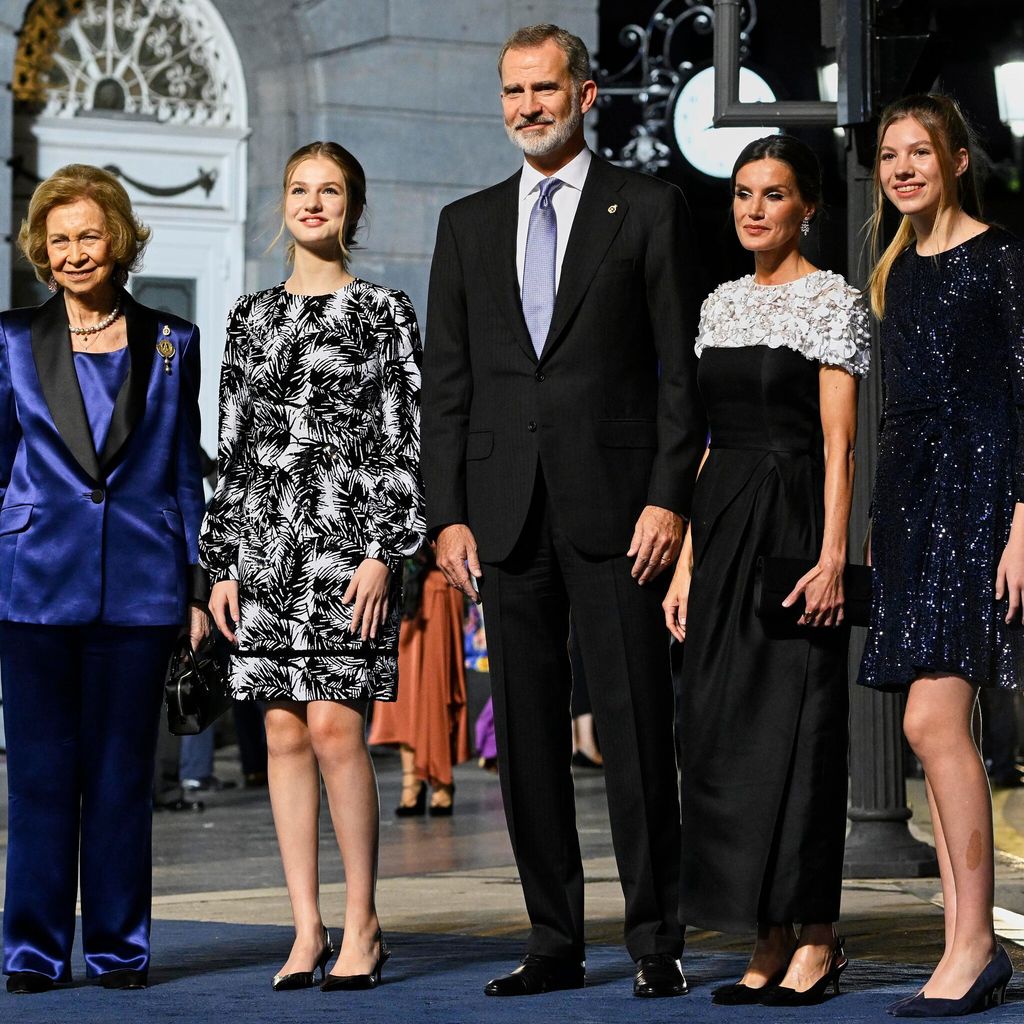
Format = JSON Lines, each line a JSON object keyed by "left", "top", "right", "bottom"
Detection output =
{"left": 672, "top": 66, "right": 779, "bottom": 179}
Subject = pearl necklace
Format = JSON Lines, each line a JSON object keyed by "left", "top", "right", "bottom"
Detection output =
{"left": 68, "top": 300, "right": 122, "bottom": 337}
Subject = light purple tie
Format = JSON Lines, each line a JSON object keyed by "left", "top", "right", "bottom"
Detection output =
{"left": 522, "top": 177, "right": 564, "bottom": 358}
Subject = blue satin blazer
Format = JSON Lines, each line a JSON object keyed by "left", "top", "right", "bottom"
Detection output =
{"left": 0, "top": 291, "right": 205, "bottom": 625}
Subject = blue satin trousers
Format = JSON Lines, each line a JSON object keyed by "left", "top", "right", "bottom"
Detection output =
{"left": 1, "top": 622, "right": 176, "bottom": 980}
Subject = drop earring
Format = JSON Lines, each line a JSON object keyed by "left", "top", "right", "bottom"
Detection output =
{"left": 47, "top": 275, "right": 59, "bottom": 293}
{"left": 800, "top": 217, "right": 811, "bottom": 237}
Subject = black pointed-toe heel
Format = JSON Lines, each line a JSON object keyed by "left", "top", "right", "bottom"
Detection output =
{"left": 321, "top": 932, "right": 390, "bottom": 991}
{"left": 889, "top": 946, "right": 1013, "bottom": 1018}
{"left": 272, "top": 927, "right": 334, "bottom": 991}
{"left": 760, "top": 937, "right": 848, "bottom": 1007}
{"left": 712, "top": 967, "right": 788, "bottom": 1005}
{"left": 395, "top": 780, "right": 426, "bottom": 817}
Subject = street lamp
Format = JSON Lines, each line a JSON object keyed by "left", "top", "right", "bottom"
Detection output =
{"left": 994, "top": 60, "right": 1024, "bottom": 138}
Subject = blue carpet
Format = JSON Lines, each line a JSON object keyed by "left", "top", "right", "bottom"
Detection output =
{"left": 1, "top": 920, "right": 1021, "bottom": 1022}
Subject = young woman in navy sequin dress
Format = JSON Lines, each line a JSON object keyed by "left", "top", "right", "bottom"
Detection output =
{"left": 859, "top": 94, "right": 1021, "bottom": 1015}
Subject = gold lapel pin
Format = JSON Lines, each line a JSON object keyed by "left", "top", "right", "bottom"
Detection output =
{"left": 608, "top": 204, "right": 618, "bottom": 214}
{"left": 157, "top": 336, "right": 175, "bottom": 375}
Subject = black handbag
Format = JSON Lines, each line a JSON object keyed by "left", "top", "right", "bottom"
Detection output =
{"left": 754, "top": 556, "right": 873, "bottom": 630}
{"left": 164, "top": 612, "right": 232, "bottom": 736}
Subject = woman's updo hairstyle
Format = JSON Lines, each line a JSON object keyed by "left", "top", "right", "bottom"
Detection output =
{"left": 730, "top": 134, "right": 823, "bottom": 221}
{"left": 271, "top": 140, "right": 367, "bottom": 268}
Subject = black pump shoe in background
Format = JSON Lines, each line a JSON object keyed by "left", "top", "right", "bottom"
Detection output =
{"left": 395, "top": 782, "right": 426, "bottom": 817}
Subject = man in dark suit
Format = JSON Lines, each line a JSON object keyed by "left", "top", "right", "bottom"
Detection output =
{"left": 422, "top": 23, "right": 705, "bottom": 998}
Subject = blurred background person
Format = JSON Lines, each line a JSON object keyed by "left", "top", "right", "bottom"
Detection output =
{"left": 369, "top": 544, "right": 470, "bottom": 815}
{"left": 0, "top": 164, "right": 206, "bottom": 994}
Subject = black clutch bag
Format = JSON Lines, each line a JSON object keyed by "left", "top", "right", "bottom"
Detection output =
{"left": 754, "top": 556, "right": 873, "bottom": 630}
{"left": 164, "top": 614, "right": 232, "bottom": 736}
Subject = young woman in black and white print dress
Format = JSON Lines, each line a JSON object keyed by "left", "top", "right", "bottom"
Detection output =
{"left": 200, "top": 141, "right": 423, "bottom": 991}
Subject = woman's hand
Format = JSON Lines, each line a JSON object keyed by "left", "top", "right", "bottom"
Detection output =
{"left": 210, "top": 580, "right": 240, "bottom": 643}
{"left": 996, "top": 503, "right": 1024, "bottom": 623}
{"left": 662, "top": 558, "right": 692, "bottom": 643}
{"left": 783, "top": 558, "right": 845, "bottom": 628}
{"left": 343, "top": 558, "right": 392, "bottom": 640}
{"left": 188, "top": 604, "right": 211, "bottom": 650}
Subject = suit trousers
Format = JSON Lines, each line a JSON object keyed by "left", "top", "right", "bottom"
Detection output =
{"left": 480, "top": 472, "right": 682, "bottom": 961}
{"left": 1, "top": 621, "right": 176, "bottom": 980}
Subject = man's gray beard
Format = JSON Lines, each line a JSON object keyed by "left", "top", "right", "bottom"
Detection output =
{"left": 506, "top": 104, "right": 582, "bottom": 157}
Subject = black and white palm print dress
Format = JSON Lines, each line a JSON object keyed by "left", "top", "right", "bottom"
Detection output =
{"left": 199, "top": 280, "right": 424, "bottom": 702}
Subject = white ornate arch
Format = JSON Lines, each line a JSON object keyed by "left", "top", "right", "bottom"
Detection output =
{"left": 15, "top": 0, "right": 247, "bottom": 128}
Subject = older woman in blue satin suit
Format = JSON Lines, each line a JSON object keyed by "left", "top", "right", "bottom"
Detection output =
{"left": 0, "top": 165, "right": 206, "bottom": 994}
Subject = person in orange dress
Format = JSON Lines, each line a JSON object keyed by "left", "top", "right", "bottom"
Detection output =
{"left": 369, "top": 546, "right": 470, "bottom": 814}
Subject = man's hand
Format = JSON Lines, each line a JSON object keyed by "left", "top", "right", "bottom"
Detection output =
{"left": 435, "top": 524, "right": 482, "bottom": 602}
{"left": 627, "top": 505, "right": 683, "bottom": 584}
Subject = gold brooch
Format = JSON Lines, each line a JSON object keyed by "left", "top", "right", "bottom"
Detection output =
{"left": 157, "top": 336, "right": 175, "bottom": 375}
{"left": 608, "top": 204, "right": 618, "bottom": 214}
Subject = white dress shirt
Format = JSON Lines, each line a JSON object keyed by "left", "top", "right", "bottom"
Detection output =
{"left": 515, "top": 146, "right": 593, "bottom": 293}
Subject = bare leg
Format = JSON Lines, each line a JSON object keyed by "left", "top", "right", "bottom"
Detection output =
{"left": 925, "top": 776, "right": 956, "bottom": 978}
{"left": 738, "top": 923, "right": 797, "bottom": 987}
{"left": 264, "top": 703, "right": 326, "bottom": 975}
{"left": 904, "top": 675, "right": 996, "bottom": 999}
{"left": 571, "top": 712, "right": 603, "bottom": 766}
{"left": 308, "top": 699, "right": 383, "bottom": 977}
{"left": 778, "top": 923, "right": 839, "bottom": 992}
{"left": 398, "top": 744, "right": 424, "bottom": 808}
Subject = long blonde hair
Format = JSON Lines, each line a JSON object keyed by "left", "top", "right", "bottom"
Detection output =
{"left": 269, "top": 141, "right": 366, "bottom": 268}
{"left": 866, "top": 93, "right": 983, "bottom": 318}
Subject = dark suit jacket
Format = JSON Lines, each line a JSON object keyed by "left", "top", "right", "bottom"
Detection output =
{"left": 0, "top": 291, "right": 205, "bottom": 624}
{"left": 422, "top": 154, "right": 706, "bottom": 563}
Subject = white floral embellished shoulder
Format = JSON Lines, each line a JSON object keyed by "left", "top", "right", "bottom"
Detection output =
{"left": 695, "top": 269, "right": 871, "bottom": 377}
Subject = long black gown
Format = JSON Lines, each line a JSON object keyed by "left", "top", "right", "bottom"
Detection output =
{"left": 679, "top": 270, "right": 870, "bottom": 932}
{"left": 859, "top": 228, "right": 1024, "bottom": 692}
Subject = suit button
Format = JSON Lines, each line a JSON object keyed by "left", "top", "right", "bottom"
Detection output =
{"left": 535, "top": 372, "right": 545, "bottom": 382}
{"left": 527, "top": 421, "right": 537, "bottom": 432}
{"left": 90, "top": 488, "right": 104, "bottom": 504}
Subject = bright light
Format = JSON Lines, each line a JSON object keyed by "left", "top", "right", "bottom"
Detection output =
{"left": 995, "top": 61, "right": 1024, "bottom": 138}
{"left": 816, "top": 63, "right": 843, "bottom": 138}
{"left": 817, "top": 62, "right": 838, "bottom": 103}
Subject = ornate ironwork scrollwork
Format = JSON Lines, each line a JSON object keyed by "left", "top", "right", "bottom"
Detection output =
{"left": 595, "top": 0, "right": 758, "bottom": 173}
{"left": 14, "top": 0, "right": 239, "bottom": 127}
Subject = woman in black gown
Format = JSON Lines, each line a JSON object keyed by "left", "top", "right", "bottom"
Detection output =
{"left": 859, "top": 94, "right": 1020, "bottom": 1017}
{"left": 663, "top": 136, "right": 869, "bottom": 1006}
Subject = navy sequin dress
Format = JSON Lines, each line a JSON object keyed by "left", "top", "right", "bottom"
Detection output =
{"left": 859, "top": 227, "right": 1024, "bottom": 692}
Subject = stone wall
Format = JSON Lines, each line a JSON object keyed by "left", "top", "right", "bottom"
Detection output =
{"left": 0, "top": 1, "right": 597, "bottom": 316}
{"left": 213, "top": 0, "right": 599, "bottom": 316}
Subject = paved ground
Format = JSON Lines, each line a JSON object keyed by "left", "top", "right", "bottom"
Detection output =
{"left": 2, "top": 743, "right": 1024, "bottom": 1019}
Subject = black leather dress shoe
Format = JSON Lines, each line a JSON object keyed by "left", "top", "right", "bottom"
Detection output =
{"left": 484, "top": 955, "right": 585, "bottom": 996}
{"left": 7, "top": 971, "right": 55, "bottom": 995}
{"left": 98, "top": 969, "right": 148, "bottom": 990}
{"left": 633, "top": 954, "right": 688, "bottom": 997}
